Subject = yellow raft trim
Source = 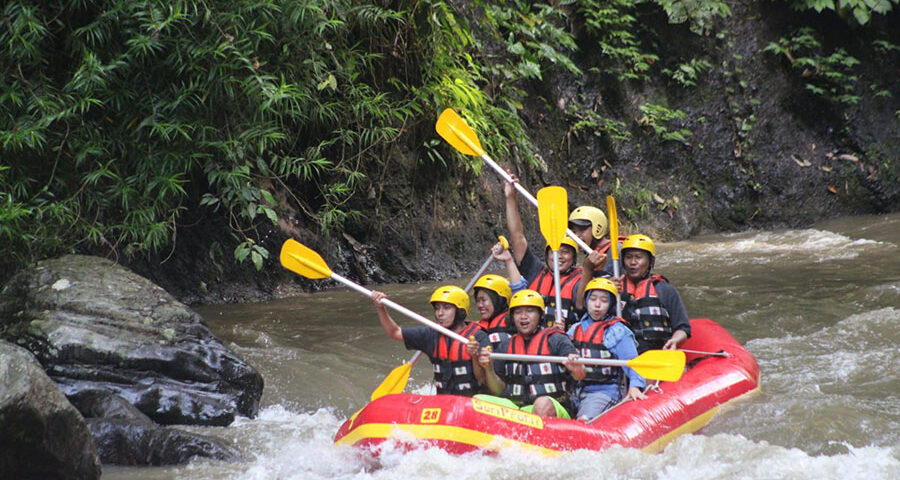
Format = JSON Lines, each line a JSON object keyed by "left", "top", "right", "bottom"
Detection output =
{"left": 335, "top": 422, "right": 563, "bottom": 456}
{"left": 338, "top": 375, "right": 762, "bottom": 456}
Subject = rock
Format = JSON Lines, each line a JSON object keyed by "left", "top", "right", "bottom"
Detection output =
{"left": 0, "top": 255, "right": 264, "bottom": 427}
{"left": 73, "top": 391, "right": 242, "bottom": 465}
{"left": 0, "top": 340, "right": 101, "bottom": 480}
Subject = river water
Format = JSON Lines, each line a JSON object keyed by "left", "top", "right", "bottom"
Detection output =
{"left": 105, "top": 213, "right": 900, "bottom": 479}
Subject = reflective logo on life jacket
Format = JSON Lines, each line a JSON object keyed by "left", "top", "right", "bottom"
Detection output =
{"left": 501, "top": 327, "right": 570, "bottom": 406}
{"left": 622, "top": 274, "right": 672, "bottom": 350}
{"left": 478, "top": 311, "right": 510, "bottom": 351}
{"left": 432, "top": 322, "right": 482, "bottom": 396}
{"left": 571, "top": 318, "right": 625, "bottom": 385}
{"left": 528, "top": 267, "right": 583, "bottom": 328}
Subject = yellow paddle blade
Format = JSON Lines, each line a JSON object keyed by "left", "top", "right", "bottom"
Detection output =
{"left": 627, "top": 350, "right": 686, "bottom": 382}
{"left": 606, "top": 195, "right": 619, "bottom": 260}
{"left": 436, "top": 108, "right": 484, "bottom": 157}
{"left": 279, "top": 239, "right": 333, "bottom": 279}
{"left": 370, "top": 362, "right": 413, "bottom": 401}
{"left": 537, "top": 186, "right": 568, "bottom": 251}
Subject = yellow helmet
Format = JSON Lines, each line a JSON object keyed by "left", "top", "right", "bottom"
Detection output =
{"left": 545, "top": 236, "right": 579, "bottom": 253}
{"left": 584, "top": 277, "right": 618, "bottom": 297}
{"left": 508, "top": 289, "right": 545, "bottom": 312}
{"left": 621, "top": 234, "right": 656, "bottom": 257}
{"left": 473, "top": 274, "right": 512, "bottom": 302}
{"left": 429, "top": 285, "right": 469, "bottom": 312}
{"left": 569, "top": 206, "right": 608, "bottom": 240}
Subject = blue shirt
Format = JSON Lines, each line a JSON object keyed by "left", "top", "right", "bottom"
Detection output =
{"left": 567, "top": 316, "right": 646, "bottom": 396}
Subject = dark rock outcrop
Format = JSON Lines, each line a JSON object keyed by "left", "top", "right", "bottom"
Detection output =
{"left": 0, "top": 255, "right": 263, "bottom": 427}
{"left": 0, "top": 340, "right": 101, "bottom": 480}
{"left": 72, "top": 392, "right": 241, "bottom": 465}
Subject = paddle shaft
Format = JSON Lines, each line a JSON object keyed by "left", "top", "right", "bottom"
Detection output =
{"left": 463, "top": 254, "right": 496, "bottom": 293}
{"left": 552, "top": 250, "right": 563, "bottom": 327}
{"left": 489, "top": 352, "right": 633, "bottom": 368}
{"left": 680, "top": 349, "right": 730, "bottom": 357}
{"left": 448, "top": 124, "right": 592, "bottom": 255}
{"left": 329, "top": 271, "right": 470, "bottom": 344}
{"left": 606, "top": 196, "right": 622, "bottom": 317}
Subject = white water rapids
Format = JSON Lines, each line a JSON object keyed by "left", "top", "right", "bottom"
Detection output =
{"left": 104, "top": 213, "right": 900, "bottom": 479}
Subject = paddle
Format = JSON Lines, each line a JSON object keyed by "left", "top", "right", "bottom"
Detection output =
{"left": 538, "top": 186, "right": 568, "bottom": 329}
{"left": 375, "top": 236, "right": 511, "bottom": 400}
{"left": 436, "top": 108, "right": 592, "bottom": 254}
{"left": 463, "top": 235, "right": 509, "bottom": 293}
{"left": 489, "top": 349, "right": 686, "bottom": 383}
{"left": 606, "top": 195, "right": 622, "bottom": 317}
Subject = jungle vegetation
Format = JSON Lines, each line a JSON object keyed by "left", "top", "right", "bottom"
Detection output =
{"left": 1, "top": 0, "right": 897, "bottom": 282}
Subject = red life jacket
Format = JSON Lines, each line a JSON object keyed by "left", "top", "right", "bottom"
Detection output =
{"left": 571, "top": 318, "right": 626, "bottom": 385}
{"left": 432, "top": 322, "right": 482, "bottom": 396}
{"left": 501, "top": 327, "right": 571, "bottom": 406}
{"left": 528, "top": 267, "right": 583, "bottom": 328}
{"left": 477, "top": 311, "right": 510, "bottom": 350}
{"left": 622, "top": 274, "right": 672, "bottom": 351}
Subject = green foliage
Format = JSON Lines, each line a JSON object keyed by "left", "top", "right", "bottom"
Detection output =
{"left": 764, "top": 28, "right": 862, "bottom": 105}
{"left": 663, "top": 58, "right": 712, "bottom": 87}
{"left": 0, "top": 0, "right": 537, "bottom": 275}
{"left": 785, "top": 0, "right": 898, "bottom": 25}
{"left": 638, "top": 104, "right": 693, "bottom": 143}
{"left": 579, "top": 0, "right": 660, "bottom": 82}
{"left": 655, "top": 0, "right": 732, "bottom": 34}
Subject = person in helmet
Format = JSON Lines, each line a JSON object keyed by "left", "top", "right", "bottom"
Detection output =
{"left": 567, "top": 278, "right": 646, "bottom": 421}
{"left": 568, "top": 205, "right": 617, "bottom": 277}
{"left": 372, "top": 285, "right": 490, "bottom": 396}
{"left": 504, "top": 176, "right": 584, "bottom": 330}
{"left": 618, "top": 234, "right": 691, "bottom": 353}
{"left": 472, "top": 274, "right": 513, "bottom": 351}
{"left": 476, "top": 290, "right": 585, "bottom": 418}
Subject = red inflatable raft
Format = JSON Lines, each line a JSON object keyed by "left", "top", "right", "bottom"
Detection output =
{"left": 334, "top": 319, "right": 759, "bottom": 455}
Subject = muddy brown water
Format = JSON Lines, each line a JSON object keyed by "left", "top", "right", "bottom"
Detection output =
{"left": 104, "top": 213, "right": 899, "bottom": 479}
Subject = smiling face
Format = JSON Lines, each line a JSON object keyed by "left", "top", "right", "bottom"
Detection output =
{"left": 623, "top": 249, "right": 651, "bottom": 281}
{"left": 432, "top": 302, "right": 458, "bottom": 328}
{"left": 545, "top": 245, "right": 577, "bottom": 272}
{"left": 512, "top": 306, "right": 542, "bottom": 337}
{"left": 475, "top": 289, "right": 495, "bottom": 321}
{"left": 586, "top": 290, "right": 612, "bottom": 321}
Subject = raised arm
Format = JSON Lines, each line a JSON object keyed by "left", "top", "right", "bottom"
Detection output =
{"left": 504, "top": 174, "right": 528, "bottom": 265}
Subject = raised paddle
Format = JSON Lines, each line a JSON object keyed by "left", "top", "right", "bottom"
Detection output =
{"left": 538, "top": 186, "right": 568, "bottom": 329}
{"left": 436, "top": 108, "right": 592, "bottom": 254}
{"left": 489, "top": 349, "right": 686, "bottom": 383}
{"left": 463, "top": 235, "right": 509, "bottom": 293}
{"left": 606, "top": 195, "right": 622, "bottom": 317}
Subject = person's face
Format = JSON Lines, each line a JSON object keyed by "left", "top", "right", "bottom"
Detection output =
{"left": 433, "top": 302, "right": 457, "bottom": 327}
{"left": 623, "top": 249, "right": 651, "bottom": 281}
{"left": 587, "top": 290, "right": 611, "bottom": 321}
{"left": 512, "top": 306, "right": 541, "bottom": 337}
{"left": 475, "top": 290, "right": 494, "bottom": 320}
{"left": 570, "top": 223, "right": 593, "bottom": 246}
{"left": 546, "top": 245, "right": 576, "bottom": 272}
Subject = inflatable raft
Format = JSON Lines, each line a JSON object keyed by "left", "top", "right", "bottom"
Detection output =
{"left": 334, "top": 318, "right": 759, "bottom": 455}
